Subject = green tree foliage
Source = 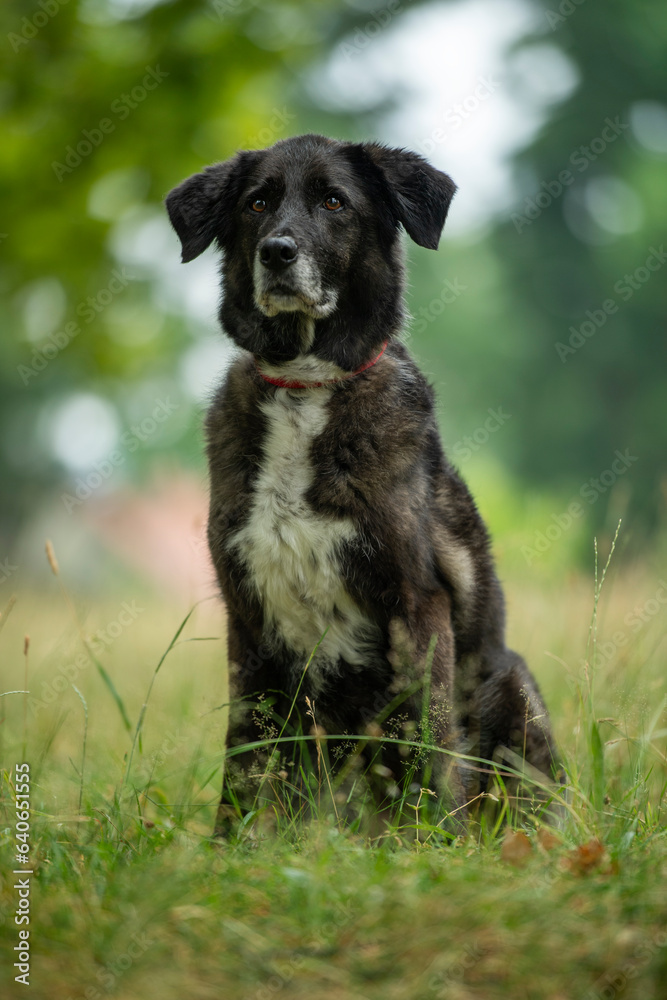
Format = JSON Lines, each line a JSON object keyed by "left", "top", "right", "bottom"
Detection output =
{"left": 0, "top": 0, "right": 358, "bottom": 547}
{"left": 0, "top": 0, "right": 664, "bottom": 558}
{"left": 488, "top": 0, "right": 667, "bottom": 533}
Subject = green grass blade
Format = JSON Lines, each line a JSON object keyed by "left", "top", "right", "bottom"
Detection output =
{"left": 85, "top": 645, "right": 132, "bottom": 732}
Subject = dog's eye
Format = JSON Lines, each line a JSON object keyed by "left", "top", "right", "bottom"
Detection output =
{"left": 323, "top": 195, "right": 343, "bottom": 211}
{"left": 250, "top": 198, "right": 267, "bottom": 213}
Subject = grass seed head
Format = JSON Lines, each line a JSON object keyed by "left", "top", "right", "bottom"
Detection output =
{"left": 45, "top": 539, "right": 59, "bottom": 576}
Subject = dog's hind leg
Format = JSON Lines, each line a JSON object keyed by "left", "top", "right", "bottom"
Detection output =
{"left": 470, "top": 649, "right": 562, "bottom": 809}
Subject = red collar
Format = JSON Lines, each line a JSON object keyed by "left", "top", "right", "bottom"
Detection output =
{"left": 255, "top": 341, "right": 388, "bottom": 390}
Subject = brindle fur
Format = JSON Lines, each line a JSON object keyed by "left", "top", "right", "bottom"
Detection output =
{"left": 166, "top": 134, "right": 559, "bottom": 835}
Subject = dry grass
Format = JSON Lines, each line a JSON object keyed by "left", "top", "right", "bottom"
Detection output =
{"left": 0, "top": 536, "right": 665, "bottom": 999}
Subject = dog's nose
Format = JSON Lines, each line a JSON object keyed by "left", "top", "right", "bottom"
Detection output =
{"left": 259, "top": 236, "right": 298, "bottom": 271}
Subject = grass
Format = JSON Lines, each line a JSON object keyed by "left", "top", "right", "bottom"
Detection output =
{"left": 1, "top": 533, "right": 666, "bottom": 1000}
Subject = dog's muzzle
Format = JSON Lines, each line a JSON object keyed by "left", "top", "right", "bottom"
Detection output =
{"left": 253, "top": 237, "right": 338, "bottom": 320}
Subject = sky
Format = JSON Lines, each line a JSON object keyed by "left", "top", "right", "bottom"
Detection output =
{"left": 314, "top": 0, "right": 580, "bottom": 234}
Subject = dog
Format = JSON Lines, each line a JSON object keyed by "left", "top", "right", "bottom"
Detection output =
{"left": 166, "top": 133, "right": 560, "bottom": 836}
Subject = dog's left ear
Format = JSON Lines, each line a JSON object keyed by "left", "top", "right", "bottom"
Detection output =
{"left": 361, "top": 144, "right": 456, "bottom": 250}
{"left": 165, "top": 151, "right": 260, "bottom": 263}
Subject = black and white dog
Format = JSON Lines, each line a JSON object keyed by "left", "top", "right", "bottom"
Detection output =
{"left": 166, "top": 134, "right": 559, "bottom": 833}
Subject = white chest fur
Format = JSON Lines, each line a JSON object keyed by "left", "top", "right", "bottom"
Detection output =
{"left": 227, "top": 388, "right": 380, "bottom": 687}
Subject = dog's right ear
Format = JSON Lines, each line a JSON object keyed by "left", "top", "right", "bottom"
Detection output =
{"left": 165, "top": 152, "right": 259, "bottom": 263}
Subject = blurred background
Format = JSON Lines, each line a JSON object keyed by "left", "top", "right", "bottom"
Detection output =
{"left": 1, "top": 0, "right": 665, "bottom": 604}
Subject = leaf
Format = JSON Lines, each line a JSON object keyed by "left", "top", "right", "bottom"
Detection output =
{"left": 589, "top": 719, "right": 605, "bottom": 811}
{"left": 537, "top": 828, "right": 562, "bottom": 852}
{"left": 564, "top": 837, "right": 610, "bottom": 875}
{"left": 501, "top": 830, "right": 533, "bottom": 866}
{"left": 89, "top": 651, "right": 132, "bottom": 732}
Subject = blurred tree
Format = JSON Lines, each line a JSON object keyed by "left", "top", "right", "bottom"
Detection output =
{"left": 0, "top": 0, "right": 664, "bottom": 564}
{"left": 0, "top": 0, "right": 364, "bottom": 551}
{"left": 487, "top": 0, "right": 667, "bottom": 538}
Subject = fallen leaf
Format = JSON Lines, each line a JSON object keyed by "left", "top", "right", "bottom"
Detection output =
{"left": 501, "top": 830, "right": 533, "bottom": 866}
{"left": 564, "top": 837, "right": 609, "bottom": 875}
{"left": 537, "top": 828, "right": 562, "bottom": 852}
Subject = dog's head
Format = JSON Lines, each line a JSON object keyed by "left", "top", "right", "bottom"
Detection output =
{"left": 166, "top": 134, "right": 455, "bottom": 369}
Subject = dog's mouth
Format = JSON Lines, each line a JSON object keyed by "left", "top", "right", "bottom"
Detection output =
{"left": 255, "top": 281, "right": 338, "bottom": 319}
{"left": 268, "top": 281, "right": 313, "bottom": 302}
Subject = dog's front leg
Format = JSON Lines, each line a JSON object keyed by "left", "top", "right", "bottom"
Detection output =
{"left": 214, "top": 621, "right": 286, "bottom": 838}
{"left": 380, "top": 589, "right": 467, "bottom": 832}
